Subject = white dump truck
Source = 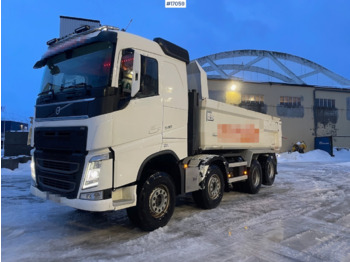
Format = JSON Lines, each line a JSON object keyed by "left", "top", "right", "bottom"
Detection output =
{"left": 31, "top": 24, "right": 282, "bottom": 231}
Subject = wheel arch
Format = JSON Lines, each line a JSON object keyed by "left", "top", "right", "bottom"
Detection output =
{"left": 207, "top": 158, "right": 229, "bottom": 185}
{"left": 136, "top": 150, "right": 183, "bottom": 195}
{"left": 195, "top": 155, "right": 229, "bottom": 190}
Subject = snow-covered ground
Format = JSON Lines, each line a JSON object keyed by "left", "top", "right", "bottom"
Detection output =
{"left": 2, "top": 149, "right": 350, "bottom": 261}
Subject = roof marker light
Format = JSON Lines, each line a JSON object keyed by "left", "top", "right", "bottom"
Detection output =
{"left": 75, "top": 25, "right": 90, "bottom": 34}
{"left": 47, "top": 38, "right": 58, "bottom": 46}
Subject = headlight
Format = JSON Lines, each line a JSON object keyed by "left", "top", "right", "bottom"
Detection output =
{"left": 83, "top": 161, "right": 102, "bottom": 189}
{"left": 83, "top": 153, "right": 111, "bottom": 190}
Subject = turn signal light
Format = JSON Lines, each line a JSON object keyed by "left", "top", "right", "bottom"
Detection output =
{"left": 243, "top": 170, "right": 248, "bottom": 175}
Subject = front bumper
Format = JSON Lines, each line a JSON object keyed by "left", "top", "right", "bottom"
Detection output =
{"left": 30, "top": 185, "right": 115, "bottom": 212}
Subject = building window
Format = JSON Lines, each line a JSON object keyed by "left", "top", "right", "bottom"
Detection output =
{"left": 314, "top": 98, "right": 338, "bottom": 126}
{"left": 280, "top": 96, "right": 302, "bottom": 107}
{"left": 241, "top": 94, "right": 264, "bottom": 104}
{"left": 277, "top": 96, "right": 304, "bottom": 118}
{"left": 239, "top": 94, "right": 266, "bottom": 114}
{"left": 315, "top": 98, "right": 335, "bottom": 109}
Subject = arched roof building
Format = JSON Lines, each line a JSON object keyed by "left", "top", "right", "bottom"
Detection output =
{"left": 197, "top": 50, "right": 350, "bottom": 87}
{"left": 195, "top": 50, "right": 350, "bottom": 152}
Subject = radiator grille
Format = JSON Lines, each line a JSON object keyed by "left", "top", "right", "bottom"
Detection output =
{"left": 34, "top": 126, "right": 87, "bottom": 152}
{"left": 34, "top": 126, "right": 87, "bottom": 199}
{"left": 37, "top": 159, "right": 79, "bottom": 174}
{"left": 39, "top": 177, "right": 75, "bottom": 192}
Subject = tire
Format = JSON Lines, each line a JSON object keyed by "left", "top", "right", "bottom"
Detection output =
{"left": 127, "top": 172, "right": 175, "bottom": 231}
{"left": 262, "top": 156, "right": 276, "bottom": 186}
{"left": 192, "top": 165, "right": 224, "bottom": 209}
{"left": 245, "top": 159, "right": 262, "bottom": 194}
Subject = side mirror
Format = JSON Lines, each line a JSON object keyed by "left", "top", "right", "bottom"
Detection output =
{"left": 131, "top": 52, "right": 140, "bottom": 97}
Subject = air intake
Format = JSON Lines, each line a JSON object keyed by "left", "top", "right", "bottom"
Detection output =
{"left": 154, "top": 37, "right": 189, "bottom": 64}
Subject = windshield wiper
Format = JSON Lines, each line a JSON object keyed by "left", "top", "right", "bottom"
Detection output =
{"left": 38, "top": 88, "right": 55, "bottom": 103}
{"left": 60, "top": 83, "right": 91, "bottom": 91}
{"left": 38, "top": 89, "right": 54, "bottom": 96}
{"left": 60, "top": 83, "right": 92, "bottom": 99}
{"left": 39, "top": 83, "right": 55, "bottom": 96}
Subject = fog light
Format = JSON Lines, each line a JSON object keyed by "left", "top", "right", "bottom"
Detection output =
{"left": 80, "top": 191, "right": 103, "bottom": 200}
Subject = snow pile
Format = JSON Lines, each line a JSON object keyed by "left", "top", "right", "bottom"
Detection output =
{"left": 278, "top": 148, "right": 350, "bottom": 163}
{"left": 1, "top": 161, "right": 31, "bottom": 174}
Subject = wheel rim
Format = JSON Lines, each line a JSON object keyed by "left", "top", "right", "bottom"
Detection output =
{"left": 252, "top": 168, "right": 260, "bottom": 187}
{"left": 208, "top": 174, "right": 221, "bottom": 200}
{"left": 149, "top": 185, "right": 170, "bottom": 218}
{"left": 267, "top": 162, "right": 274, "bottom": 179}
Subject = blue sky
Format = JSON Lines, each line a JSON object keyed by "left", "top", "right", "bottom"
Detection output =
{"left": 2, "top": 0, "right": 350, "bottom": 122}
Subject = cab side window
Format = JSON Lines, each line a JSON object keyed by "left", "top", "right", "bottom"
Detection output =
{"left": 118, "top": 49, "right": 134, "bottom": 99}
{"left": 137, "top": 56, "right": 158, "bottom": 98}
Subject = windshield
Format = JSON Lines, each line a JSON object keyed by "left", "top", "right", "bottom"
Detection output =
{"left": 39, "top": 42, "right": 115, "bottom": 97}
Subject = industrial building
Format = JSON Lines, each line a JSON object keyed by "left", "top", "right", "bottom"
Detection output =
{"left": 1, "top": 120, "right": 29, "bottom": 148}
{"left": 196, "top": 50, "right": 350, "bottom": 152}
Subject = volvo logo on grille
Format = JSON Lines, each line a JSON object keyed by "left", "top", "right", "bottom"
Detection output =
{"left": 55, "top": 106, "right": 61, "bottom": 115}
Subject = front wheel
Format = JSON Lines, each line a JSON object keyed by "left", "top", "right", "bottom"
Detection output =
{"left": 127, "top": 172, "right": 175, "bottom": 231}
{"left": 192, "top": 165, "right": 224, "bottom": 209}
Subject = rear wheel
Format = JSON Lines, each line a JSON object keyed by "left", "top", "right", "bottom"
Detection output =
{"left": 192, "top": 165, "right": 224, "bottom": 209}
{"left": 245, "top": 159, "right": 262, "bottom": 194}
{"left": 262, "top": 156, "right": 276, "bottom": 186}
{"left": 127, "top": 172, "right": 175, "bottom": 231}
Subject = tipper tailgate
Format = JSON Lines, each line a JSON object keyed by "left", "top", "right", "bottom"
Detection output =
{"left": 200, "top": 99, "right": 282, "bottom": 151}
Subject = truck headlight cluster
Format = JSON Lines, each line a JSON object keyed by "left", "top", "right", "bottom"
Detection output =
{"left": 83, "top": 161, "right": 102, "bottom": 189}
{"left": 83, "top": 153, "right": 111, "bottom": 190}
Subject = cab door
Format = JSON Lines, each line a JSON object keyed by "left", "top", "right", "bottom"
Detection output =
{"left": 112, "top": 49, "right": 163, "bottom": 187}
